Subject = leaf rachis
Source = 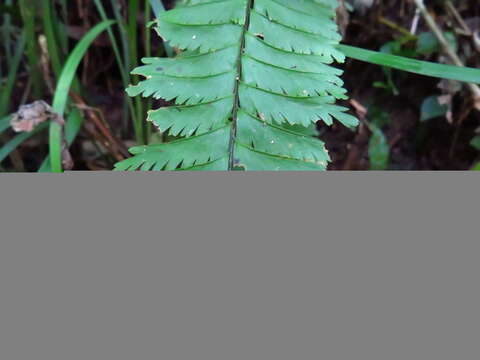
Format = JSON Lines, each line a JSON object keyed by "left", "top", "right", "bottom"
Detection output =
{"left": 229, "top": 0, "right": 254, "bottom": 170}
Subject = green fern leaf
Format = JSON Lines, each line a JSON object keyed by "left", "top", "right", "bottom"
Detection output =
{"left": 115, "top": 0, "right": 358, "bottom": 171}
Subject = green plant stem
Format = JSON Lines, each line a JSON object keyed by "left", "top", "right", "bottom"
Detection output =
{"left": 128, "top": 0, "right": 140, "bottom": 75}
{"left": 148, "top": 0, "right": 166, "bottom": 18}
{"left": 0, "top": 31, "right": 26, "bottom": 117}
{"left": 41, "top": 0, "right": 63, "bottom": 80}
{"left": 93, "top": 0, "right": 138, "bottom": 137}
{"left": 57, "top": 0, "right": 69, "bottom": 53}
{"left": 18, "top": 0, "right": 43, "bottom": 98}
{"left": 148, "top": 0, "right": 174, "bottom": 57}
{"left": 128, "top": 0, "right": 146, "bottom": 144}
{"left": 2, "top": 0, "right": 13, "bottom": 69}
{"left": 110, "top": 0, "right": 145, "bottom": 144}
{"left": 0, "top": 32, "right": 29, "bottom": 171}
{"left": 379, "top": 16, "right": 417, "bottom": 40}
{"left": 93, "top": 0, "right": 129, "bottom": 90}
{"left": 145, "top": 0, "right": 153, "bottom": 140}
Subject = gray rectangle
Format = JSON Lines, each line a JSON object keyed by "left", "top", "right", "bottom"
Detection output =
{"left": 0, "top": 173, "right": 479, "bottom": 360}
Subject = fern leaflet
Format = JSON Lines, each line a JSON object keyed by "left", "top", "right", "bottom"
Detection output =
{"left": 115, "top": 0, "right": 358, "bottom": 171}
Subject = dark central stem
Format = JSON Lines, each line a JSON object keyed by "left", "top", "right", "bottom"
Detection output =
{"left": 228, "top": 0, "right": 254, "bottom": 170}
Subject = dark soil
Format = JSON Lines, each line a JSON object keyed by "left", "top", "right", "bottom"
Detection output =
{"left": 323, "top": 0, "right": 480, "bottom": 170}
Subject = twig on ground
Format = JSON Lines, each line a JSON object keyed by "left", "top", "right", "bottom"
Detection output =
{"left": 445, "top": 1, "right": 471, "bottom": 36}
{"left": 70, "top": 93, "right": 130, "bottom": 161}
{"left": 413, "top": 0, "right": 480, "bottom": 110}
{"left": 410, "top": 8, "right": 421, "bottom": 35}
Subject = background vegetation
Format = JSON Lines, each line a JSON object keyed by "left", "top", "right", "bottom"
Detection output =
{"left": 1, "top": 0, "right": 479, "bottom": 171}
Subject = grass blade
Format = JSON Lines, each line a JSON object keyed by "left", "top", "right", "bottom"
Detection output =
{"left": 93, "top": 0, "right": 139, "bottom": 142}
{"left": 128, "top": 0, "right": 140, "bottom": 73}
{"left": 93, "top": 0, "right": 129, "bottom": 88}
{"left": 148, "top": 0, "right": 166, "bottom": 18}
{"left": 339, "top": 44, "right": 480, "bottom": 84}
{"left": 128, "top": 0, "right": 147, "bottom": 144}
{"left": 109, "top": 0, "right": 145, "bottom": 144}
{"left": 0, "top": 31, "right": 26, "bottom": 117}
{"left": 39, "top": 108, "right": 84, "bottom": 172}
{"left": 0, "top": 115, "right": 13, "bottom": 134}
{"left": 41, "top": 0, "right": 64, "bottom": 80}
{"left": 18, "top": 0, "right": 43, "bottom": 97}
{"left": 49, "top": 20, "right": 116, "bottom": 173}
{"left": 2, "top": 0, "right": 14, "bottom": 70}
{"left": 0, "top": 123, "right": 48, "bottom": 164}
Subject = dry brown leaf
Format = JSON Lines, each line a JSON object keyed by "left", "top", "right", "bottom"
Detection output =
{"left": 10, "top": 101, "right": 73, "bottom": 170}
{"left": 10, "top": 101, "right": 55, "bottom": 133}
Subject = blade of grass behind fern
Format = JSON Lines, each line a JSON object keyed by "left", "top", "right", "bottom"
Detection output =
{"left": 128, "top": 0, "right": 147, "bottom": 143}
{"left": 148, "top": 0, "right": 174, "bottom": 57}
{"left": 144, "top": 0, "right": 153, "bottom": 140}
{"left": 148, "top": 0, "right": 165, "bottom": 18}
{"left": 110, "top": 0, "right": 146, "bottom": 144}
{"left": 93, "top": 0, "right": 139, "bottom": 140}
{"left": 93, "top": 0, "right": 130, "bottom": 90}
{"left": 339, "top": 44, "right": 480, "bottom": 84}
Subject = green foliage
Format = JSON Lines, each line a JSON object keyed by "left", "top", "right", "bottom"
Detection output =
{"left": 368, "top": 124, "right": 389, "bottom": 170}
{"left": 470, "top": 136, "right": 480, "bottom": 152}
{"left": 420, "top": 95, "right": 448, "bottom": 122}
{"left": 416, "top": 31, "right": 457, "bottom": 56}
{"left": 367, "top": 105, "right": 390, "bottom": 170}
{"left": 115, "top": 0, "right": 358, "bottom": 171}
{"left": 47, "top": 20, "right": 116, "bottom": 173}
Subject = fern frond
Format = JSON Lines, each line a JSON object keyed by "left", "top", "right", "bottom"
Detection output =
{"left": 115, "top": 0, "right": 358, "bottom": 171}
